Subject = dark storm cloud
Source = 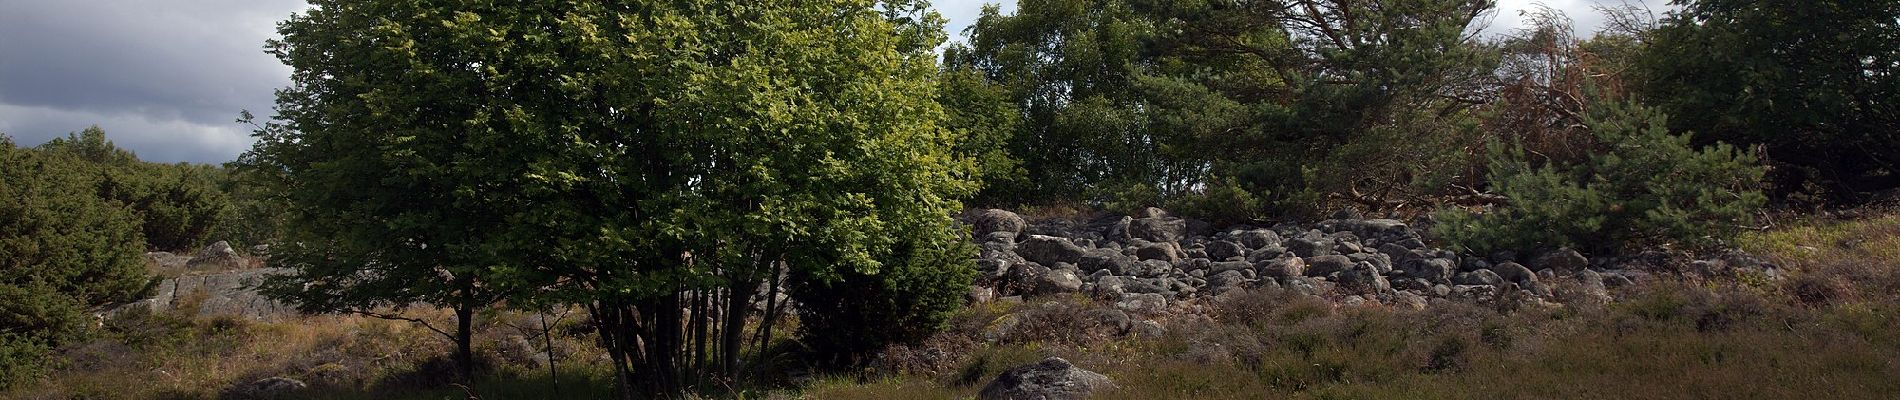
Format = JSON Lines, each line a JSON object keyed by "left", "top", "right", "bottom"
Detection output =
{"left": 0, "top": 0, "right": 306, "bottom": 163}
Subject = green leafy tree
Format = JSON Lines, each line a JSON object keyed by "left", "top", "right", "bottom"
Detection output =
{"left": 250, "top": 0, "right": 974, "bottom": 396}
{"left": 474, "top": 1, "right": 975, "bottom": 394}
{"left": 1435, "top": 100, "right": 1766, "bottom": 255}
{"left": 1639, "top": 0, "right": 1900, "bottom": 204}
{"left": 244, "top": 1, "right": 530, "bottom": 381}
{"left": 953, "top": 0, "right": 1497, "bottom": 216}
{"left": 0, "top": 135, "right": 149, "bottom": 388}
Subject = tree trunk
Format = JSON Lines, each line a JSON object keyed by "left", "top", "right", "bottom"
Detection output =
{"left": 455, "top": 303, "right": 475, "bottom": 383}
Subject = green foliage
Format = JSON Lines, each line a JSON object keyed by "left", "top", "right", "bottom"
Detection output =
{"left": 0, "top": 333, "right": 51, "bottom": 390}
{"left": 0, "top": 134, "right": 150, "bottom": 389}
{"left": 950, "top": 0, "right": 1498, "bottom": 216}
{"left": 1435, "top": 100, "right": 1766, "bottom": 254}
{"left": 1639, "top": 0, "right": 1900, "bottom": 203}
{"left": 939, "top": 66, "right": 1028, "bottom": 207}
{"left": 251, "top": 0, "right": 975, "bottom": 393}
{"left": 37, "top": 127, "right": 228, "bottom": 252}
{"left": 1167, "top": 177, "right": 1268, "bottom": 225}
{"left": 792, "top": 219, "right": 977, "bottom": 364}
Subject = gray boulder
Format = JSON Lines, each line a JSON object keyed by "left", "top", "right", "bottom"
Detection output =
{"left": 1129, "top": 217, "right": 1187, "bottom": 243}
{"left": 1018, "top": 235, "right": 1088, "bottom": 267}
{"left": 1304, "top": 255, "right": 1353, "bottom": 277}
{"left": 1207, "top": 270, "right": 1249, "bottom": 295}
{"left": 1492, "top": 262, "right": 1537, "bottom": 285}
{"left": 971, "top": 209, "right": 1028, "bottom": 239}
{"left": 1533, "top": 248, "right": 1589, "bottom": 273}
{"left": 1287, "top": 237, "right": 1335, "bottom": 257}
{"left": 1236, "top": 229, "right": 1283, "bottom": 250}
{"left": 1206, "top": 261, "right": 1253, "bottom": 275}
{"left": 1036, "top": 269, "right": 1085, "bottom": 294}
{"left": 1115, "top": 293, "right": 1169, "bottom": 315}
{"left": 979, "top": 357, "right": 1116, "bottom": 400}
{"left": 1133, "top": 242, "right": 1180, "bottom": 262}
{"left": 186, "top": 241, "right": 247, "bottom": 271}
{"left": 1077, "top": 249, "right": 1135, "bottom": 275}
{"left": 1259, "top": 256, "right": 1306, "bottom": 278}
{"left": 1336, "top": 262, "right": 1391, "bottom": 295}
{"left": 1400, "top": 257, "right": 1457, "bottom": 283}
{"left": 1453, "top": 269, "right": 1504, "bottom": 286}
{"left": 1205, "top": 240, "right": 1246, "bottom": 261}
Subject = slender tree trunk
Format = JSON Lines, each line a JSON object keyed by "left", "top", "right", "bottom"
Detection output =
{"left": 455, "top": 303, "right": 475, "bottom": 383}
{"left": 540, "top": 310, "right": 560, "bottom": 397}
{"left": 721, "top": 278, "right": 756, "bottom": 380}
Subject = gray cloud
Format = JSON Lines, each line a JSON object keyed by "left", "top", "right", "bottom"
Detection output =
{"left": 0, "top": 0, "right": 305, "bottom": 163}
{"left": 0, "top": 0, "right": 1667, "bottom": 164}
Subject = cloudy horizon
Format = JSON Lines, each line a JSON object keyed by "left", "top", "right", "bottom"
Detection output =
{"left": 0, "top": 0, "right": 1664, "bottom": 164}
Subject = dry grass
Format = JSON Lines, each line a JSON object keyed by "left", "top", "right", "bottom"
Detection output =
{"left": 800, "top": 210, "right": 1900, "bottom": 399}
{"left": 14, "top": 212, "right": 1900, "bottom": 399}
{"left": 3, "top": 305, "right": 615, "bottom": 400}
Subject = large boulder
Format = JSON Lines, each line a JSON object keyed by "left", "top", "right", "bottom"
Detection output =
{"left": 1304, "top": 255, "right": 1354, "bottom": 277}
{"left": 1287, "top": 237, "right": 1335, "bottom": 257}
{"left": 1207, "top": 270, "right": 1249, "bottom": 295}
{"left": 1205, "top": 240, "right": 1246, "bottom": 261}
{"left": 1318, "top": 218, "right": 1409, "bottom": 239}
{"left": 1128, "top": 217, "right": 1186, "bottom": 243}
{"left": 1115, "top": 292, "right": 1169, "bottom": 315}
{"left": 1236, "top": 229, "right": 1283, "bottom": 250}
{"left": 1491, "top": 262, "right": 1537, "bottom": 285}
{"left": 1077, "top": 249, "right": 1135, "bottom": 275}
{"left": 1336, "top": 262, "right": 1391, "bottom": 295}
{"left": 1399, "top": 257, "right": 1457, "bottom": 283}
{"left": 1259, "top": 256, "right": 1306, "bottom": 278}
{"left": 979, "top": 357, "right": 1116, "bottom": 400}
{"left": 971, "top": 209, "right": 1028, "bottom": 239}
{"left": 1017, "top": 235, "right": 1089, "bottom": 267}
{"left": 1532, "top": 248, "right": 1589, "bottom": 273}
{"left": 186, "top": 241, "right": 248, "bottom": 271}
{"left": 1036, "top": 269, "right": 1085, "bottom": 295}
{"left": 1132, "top": 242, "right": 1181, "bottom": 262}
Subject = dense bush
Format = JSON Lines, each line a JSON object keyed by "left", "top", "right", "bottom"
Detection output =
{"left": 1435, "top": 100, "right": 1765, "bottom": 255}
{"left": 0, "top": 135, "right": 150, "bottom": 388}
{"left": 1639, "top": 0, "right": 1900, "bottom": 204}
{"left": 36, "top": 127, "right": 228, "bottom": 251}
{"left": 792, "top": 220, "right": 977, "bottom": 365}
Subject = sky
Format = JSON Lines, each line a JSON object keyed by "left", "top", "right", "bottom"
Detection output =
{"left": 0, "top": 0, "right": 1666, "bottom": 164}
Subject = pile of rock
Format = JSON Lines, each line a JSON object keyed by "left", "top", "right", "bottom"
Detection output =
{"left": 963, "top": 208, "right": 1671, "bottom": 312}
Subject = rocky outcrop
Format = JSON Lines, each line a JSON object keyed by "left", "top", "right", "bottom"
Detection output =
{"left": 119, "top": 242, "right": 295, "bottom": 320}
{"left": 978, "top": 357, "right": 1115, "bottom": 400}
{"left": 961, "top": 208, "right": 1679, "bottom": 310}
{"left": 121, "top": 267, "right": 296, "bottom": 320}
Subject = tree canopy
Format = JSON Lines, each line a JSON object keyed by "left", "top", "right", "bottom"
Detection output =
{"left": 249, "top": 0, "right": 976, "bottom": 395}
{"left": 1640, "top": 0, "right": 1900, "bottom": 204}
